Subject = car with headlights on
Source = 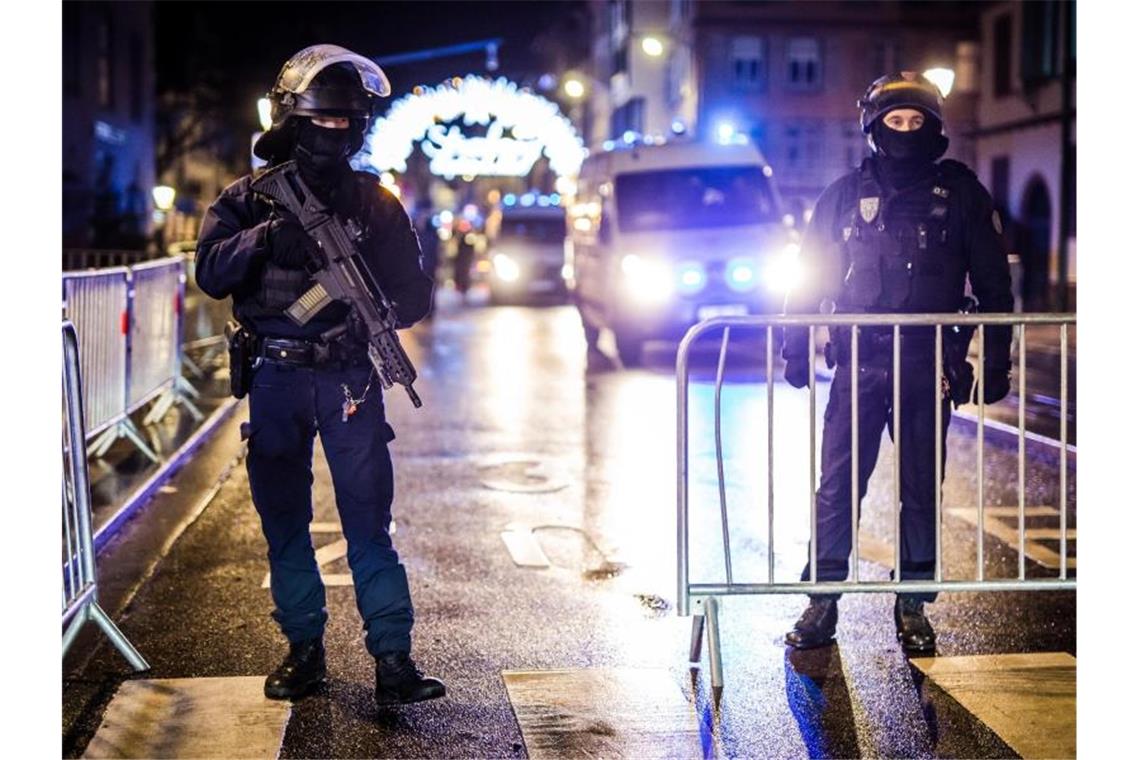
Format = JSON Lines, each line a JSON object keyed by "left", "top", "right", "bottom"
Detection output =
{"left": 488, "top": 202, "right": 570, "bottom": 305}
{"left": 566, "top": 140, "right": 801, "bottom": 366}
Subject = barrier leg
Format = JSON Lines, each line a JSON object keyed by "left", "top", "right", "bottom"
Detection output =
{"left": 705, "top": 596, "right": 724, "bottom": 691}
{"left": 142, "top": 392, "right": 176, "bottom": 427}
{"left": 144, "top": 381, "right": 203, "bottom": 427}
{"left": 181, "top": 353, "right": 207, "bottom": 379}
{"left": 117, "top": 420, "right": 160, "bottom": 464}
{"left": 88, "top": 602, "right": 150, "bottom": 671}
{"left": 689, "top": 605, "right": 705, "bottom": 664}
{"left": 87, "top": 427, "right": 119, "bottom": 459}
{"left": 88, "top": 420, "right": 160, "bottom": 464}
{"left": 62, "top": 605, "right": 89, "bottom": 659}
{"left": 176, "top": 374, "right": 202, "bottom": 400}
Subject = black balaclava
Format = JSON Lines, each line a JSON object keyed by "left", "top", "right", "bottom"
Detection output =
{"left": 294, "top": 119, "right": 364, "bottom": 184}
{"left": 871, "top": 116, "right": 948, "bottom": 189}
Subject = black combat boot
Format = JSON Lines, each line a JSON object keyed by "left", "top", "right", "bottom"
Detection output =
{"left": 264, "top": 638, "right": 326, "bottom": 700}
{"left": 894, "top": 597, "right": 936, "bottom": 653}
{"left": 785, "top": 597, "right": 838, "bottom": 649}
{"left": 374, "top": 651, "right": 446, "bottom": 706}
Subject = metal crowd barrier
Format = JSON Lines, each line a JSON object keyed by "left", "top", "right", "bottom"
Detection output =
{"left": 62, "top": 321, "right": 149, "bottom": 671}
{"left": 129, "top": 258, "right": 203, "bottom": 427}
{"left": 61, "top": 256, "right": 202, "bottom": 462}
{"left": 676, "top": 312, "right": 1076, "bottom": 691}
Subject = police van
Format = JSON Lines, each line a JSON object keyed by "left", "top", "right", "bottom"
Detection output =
{"left": 566, "top": 140, "right": 800, "bottom": 366}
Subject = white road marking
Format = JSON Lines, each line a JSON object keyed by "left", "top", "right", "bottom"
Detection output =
{"left": 909, "top": 652, "right": 1075, "bottom": 760}
{"left": 262, "top": 536, "right": 352, "bottom": 588}
{"left": 476, "top": 452, "right": 571, "bottom": 493}
{"left": 502, "top": 668, "right": 703, "bottom": 759}
{"left": 500, "top": 527, "right": 551, "bottom": 568}
{"left": 947, "top": 506, "right": 1076, "bottom": 570}
{"left": 82, "top": 676, "right": 290, "bottom": 759}
{"left": 857, "top": 530, "right": 895, "bottom": 567}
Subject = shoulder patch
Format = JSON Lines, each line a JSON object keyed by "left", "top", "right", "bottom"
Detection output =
{"left": 992, "top": 209, "right": 1003, "bottom": 234}
{"left": 859, "top": 197, "right": 880, "bottom": 223}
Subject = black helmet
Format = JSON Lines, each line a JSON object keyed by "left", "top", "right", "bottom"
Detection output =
{"left": 254, "top": 44, "right": 390, "bottom": 161}
{"left": 858, "top": 71, "right": 944, "bottom": 134}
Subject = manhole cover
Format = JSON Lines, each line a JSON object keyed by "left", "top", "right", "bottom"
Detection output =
{"left": 477, "top": 454, "right": 570, "bottom": 493}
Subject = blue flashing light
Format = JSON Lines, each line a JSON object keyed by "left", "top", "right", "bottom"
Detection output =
{"left": 520, "top": 193, "right": 536, "bottom": 207}
{"left": 671, "top": 120, "right": 686, "bottom": 135}
{"left": 602, "top": 140, "right": 616, "bottom": 152}
{"left": 503, "top": 193, "right": 517, "bottom": 207}
{"left": 716, "top": 121, "right": 735, "bottom": 145}
{"left": 676, "top": 262, "right": 707, "bottom": 294}
{"left": 537, "top": 195, "right": 551, "bottom": 207}
{"left": 549, "top": 193, "right": 561, "bottom": 205}
{"left": 622, "top": 130, "right": 637, "bottom": 144}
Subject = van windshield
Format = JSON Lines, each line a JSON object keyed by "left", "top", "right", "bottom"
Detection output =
{"left": 498, "top": 217, "right": 566, "bottom": 244}
{"left": 615, "top": 165, "right": 780, "bottom": 232}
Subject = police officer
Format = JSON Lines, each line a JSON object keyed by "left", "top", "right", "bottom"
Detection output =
{"left": 195, "top": 45, "right": 445, "bottom": 705}
{"left": 781, "top": 72, "right": 1014, "bottom": 652}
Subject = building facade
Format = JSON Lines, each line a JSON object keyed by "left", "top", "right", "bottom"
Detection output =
{"left": 63, "top": 1, "right": 156, "bottom": 251}
{"left": 973, "top": 0, "right": 1075, "bottom": 311}
{"left": 588, "top": 1, "right": 981, "bottom": 218}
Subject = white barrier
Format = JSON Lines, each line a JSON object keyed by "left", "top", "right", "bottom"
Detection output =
{"left": 62, "top": 268, "right": 130, "bottom": 438}
{"left": 677, "top": 313, "right": 1076, "bottom": 692}
{"left": 129, "top": 257, "right": 203, "bottom": 427}
{"left": 62, "top": 256, "right": 202, "bottom": 462}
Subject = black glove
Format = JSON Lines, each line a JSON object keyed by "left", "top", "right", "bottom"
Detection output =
{"left": 267, "top": 218, "right": 318, "bottom": 269}
{"left": 974, "top": 366, "right": 1011, "bottom": 405}
{"left": 783, "top": 354, "right": 811, "bottom": 389}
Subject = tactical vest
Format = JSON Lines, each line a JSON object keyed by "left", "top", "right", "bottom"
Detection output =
{"left": 240, "top": 175, "right": 373, "bottom": 321}
{"left": 839, "top": 161, "right": 969, "bottom": 315}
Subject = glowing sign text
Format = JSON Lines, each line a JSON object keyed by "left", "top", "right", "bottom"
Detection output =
{"left": 367, "top": 76, "right": 585, "bottom": 179}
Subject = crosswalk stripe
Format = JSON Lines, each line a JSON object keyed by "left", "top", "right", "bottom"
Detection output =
{"left": 262, "top": 537, "right": 353, "bottom": 588}
{"left": 82, "top": 676, "right": 290, "bottom": 759}
{"left": 909, "top": 653, "right": 1075, "bottom": 760}
{"left": 502, "top": 668, "right": 703, "bottom": 758}
{"left": 947, "top": 506, "right": 1076, "bottom": 570}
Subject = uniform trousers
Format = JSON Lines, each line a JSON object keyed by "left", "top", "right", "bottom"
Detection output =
{"left": 246, "top": 360, "right": 413, "bottom": 655}
{"left": 801, "top": 357, "right": 952, "bottom": 602}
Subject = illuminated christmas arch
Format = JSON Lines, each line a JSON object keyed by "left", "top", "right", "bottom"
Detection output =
{"left": 366, "top": 76, "right": 585, "bottom": 180}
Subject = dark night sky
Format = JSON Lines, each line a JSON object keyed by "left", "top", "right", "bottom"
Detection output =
{"left": 156, "top": 1, "right": 590, "bottom": 132}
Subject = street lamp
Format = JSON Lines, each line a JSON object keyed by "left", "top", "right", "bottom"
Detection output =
{"left": 923, "top": 68, "right": 955, "bottom": 98}
{"left": 641, "top": 36, "right": 665, "bottom": 57}
{"left": 152, "top": 185, "right": 176, "bottom": 212}
{"left": 563, "top": 78, "right": 586, "bottom": 99}
{"left": 257, "top": 97, "right": 274, "bottom": 131}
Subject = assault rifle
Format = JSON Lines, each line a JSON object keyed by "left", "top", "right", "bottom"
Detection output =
{"left": 251, "top": 161, "right": 422, "bottom": 408}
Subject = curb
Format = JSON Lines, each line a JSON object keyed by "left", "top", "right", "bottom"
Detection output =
{"left": 93, "top": 397, "right": 241, "bottom": 553}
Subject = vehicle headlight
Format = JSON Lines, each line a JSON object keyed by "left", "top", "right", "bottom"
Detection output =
{"left": 765, "top": 243, "right": 803, "bottom": 293}
{"left": 493, "top": 253, "right": 520, "bottom": 282}
{"left": 621, "top": 253, "right": 673, "bottom": 304}
{"left": 725, "top": 257, "right": 759, "bottom": 292}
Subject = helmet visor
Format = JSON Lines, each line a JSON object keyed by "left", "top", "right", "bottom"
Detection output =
{"left": 276, "top": 44, "right": 391, "bottom": 98}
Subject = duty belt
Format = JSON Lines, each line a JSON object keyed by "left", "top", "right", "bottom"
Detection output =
{"left": 257, "top": 337, "right": 370, "bottom": 368}
{"left": 258, "top": 337, "right": 325, "bottom": 366}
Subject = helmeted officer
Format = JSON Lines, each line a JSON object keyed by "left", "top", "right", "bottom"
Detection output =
{"left": 781, "top": 72, "right": 1013, "bottom": 652}
{"left": 195, "top": 44, "right": 444, "bottom": 705}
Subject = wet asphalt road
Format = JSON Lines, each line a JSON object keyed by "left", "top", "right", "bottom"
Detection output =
{"left": 63, "top": 294, "right": 1076, "bottom": 758}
